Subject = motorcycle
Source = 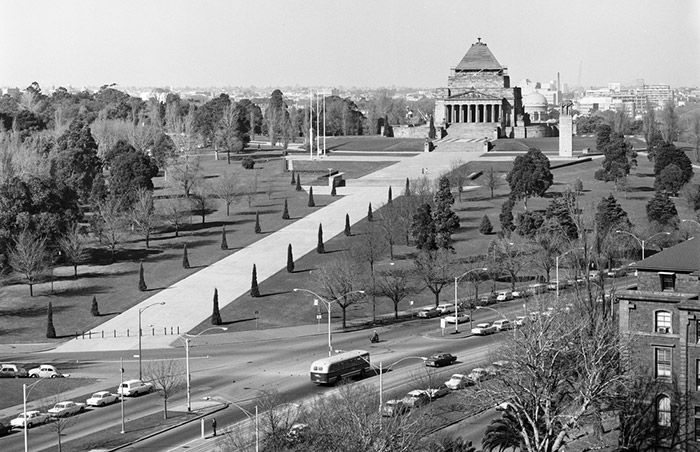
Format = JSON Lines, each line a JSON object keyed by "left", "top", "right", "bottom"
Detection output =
{"left": 370, "top": 333, "right": 379, "bottom": 343}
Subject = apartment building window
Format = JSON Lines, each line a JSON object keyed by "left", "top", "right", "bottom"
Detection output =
{"left": 657, "top": 395, "right": 671, "bottom": 427}
{"left": 655, "top": 311, "right": 672, "bottom": 334}
{"left": 697, "top": 360, "right": 700, "bottom": 391}
{"left": 656, "top": 348, "right": 672, "bottom": 378}
{"left": 695, "top": 407, "right": 700, "bottom": 441}
{"left": 697, "top": 321, "right": 700, "bottom": 343}
{"left": 659, "top": 272, "right": 675, "bottom": 291}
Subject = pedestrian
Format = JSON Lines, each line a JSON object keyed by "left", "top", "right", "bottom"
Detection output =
{"left": 212, "top": 418, "right": 217, "bottom": 437}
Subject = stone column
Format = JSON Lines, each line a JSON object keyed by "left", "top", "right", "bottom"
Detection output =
{"left": 494, "top": 105, "right": 500, "bottom": 122}
{"left": 559, "top": 112, "right": 573, "bottom": 157}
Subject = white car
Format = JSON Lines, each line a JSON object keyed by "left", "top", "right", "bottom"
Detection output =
{"left": 514, "top": 316, "right": 527, "bottom": 327}
{"left": 436, "top": 303, "right": 455, "bottom": 315}
{"left": 28, "top": 365, "right": 68, "bottom": 378}
{"left": 10, "top": 411, "right": 49, "bottom": 429}
{"left": 492, "top": 319, "right": 513, "bottom": 331}
{"left": 471, "top": 322, "right": 496, "bottom": 335}
{"left": 467, "top": 367, "right": 492, "bottom": 383}
{"left": 86, "top": 391, "right": 119, "bottom": 407}
{"left": 48, "top": 401, "right": 85, "bottom": 417}
{"left": 444, "top": 313, "right": 470, "bottom": 324}
{"left": 117, "top": 379, "right": 153, "bottom": 397}
{"left": 496, "top": 291, "right": 513, "bottom": 302}
{"left": 444, "top": 373, "right": 473, "bottom": 390}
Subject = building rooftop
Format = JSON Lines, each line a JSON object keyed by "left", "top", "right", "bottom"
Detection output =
{"left": 635, "top": 236, "right": 700, "bottom": 273}
{"left": 455, "top": 38, "right": 503, "bottom": 72}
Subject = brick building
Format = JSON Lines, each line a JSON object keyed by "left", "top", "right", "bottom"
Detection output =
{"left": 618, "top": 237, "right": 700, "bottom": 449}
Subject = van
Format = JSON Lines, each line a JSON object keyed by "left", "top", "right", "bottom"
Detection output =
{"left": 436, "top": 303, "right": 455, "bottom": 315}
{"left": 117, "top": 379, "right": 153, "bottom": 397}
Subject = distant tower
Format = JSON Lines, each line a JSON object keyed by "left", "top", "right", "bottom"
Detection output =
{"left": 559, "top": 101, "right": 573, "bottom": 157}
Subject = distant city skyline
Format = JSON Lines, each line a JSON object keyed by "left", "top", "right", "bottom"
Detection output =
{"left": 1, "top": 0, "right": 698, "bottom": 91}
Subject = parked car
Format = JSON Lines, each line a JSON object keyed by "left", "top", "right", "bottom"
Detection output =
{"left": 471, "top": 322, "right": 497, "bottom": 335}
{"left": 48, "top": 401, "right": 86, "bottom": 418}
{"left": 496, "top": 291, "right": 513, "bottom": 302}
{"left": 425, "top": 353, "right": 457, "bottom": 367}
{"left": 492, "top": 319, "right": 513, "bottom": 331}
{"left": 421, "top": 384, "right": 450, "bottom": 400}
{"left": 436, "top": 303, "right": 455, "bottom": 315}
{"left": 514, "top": 316, "right": 527, "bottom": 327}
{"left": 86, "top": 391, "right": 119, "bottom": 407}
{"left": 402, "top": 390, "right": 430, "bottom": 408}
{"left": 10, "top": 411, "right": 49, "bottom": 429}
{"left": 607, "top": 267, "right": 627, "bottom": 277}
{"left": 0, "top": 421, "right": 11, "bottom": 437}
{"left": 444, "top": 373, "right": 473, "bottom": 390}
{"left": 478, "top": 293, "right": 498, "bottom": 305}
{"left": 511, "top": 290, "right": 524, "bottom": 298}
{"left": 117, "top": 379, "right": 153, "bottom": 397}
{"left": 28, "top": 365, "right": 67, "bottom": 378}
{"left": 444, "top": 313, "right": 470, "bottom": 324}
{"left": 381, "top": 399, "right": 408, "bottom": 417}
{"left": 492, "top": 360, "right": 513, "bottom": 370}
{"left": 417, "top": 307, "right": 440, "bottom": 318}
{"left": 0, "top": 363, "right": 28, "bottom": 378}
{"left": 286, "top": 423, "right": 309, "bottom": 444}
{"left": 467, "top": 367, "right": 497, "bottom": 383}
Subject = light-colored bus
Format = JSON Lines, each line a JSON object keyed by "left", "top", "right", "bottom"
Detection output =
{"left": 309, "top": 350, "right": 371, "bottom": 385}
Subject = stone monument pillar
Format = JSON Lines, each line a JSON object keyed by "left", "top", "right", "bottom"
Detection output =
{"left": 558, "top": 101, "right": 573, "bottom": 158}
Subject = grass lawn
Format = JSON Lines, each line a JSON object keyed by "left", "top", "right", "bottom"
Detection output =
{"left": 0, "top": 378, "right": 96, "bottom": 416}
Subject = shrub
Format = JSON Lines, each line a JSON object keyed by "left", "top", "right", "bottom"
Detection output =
{"left": 138, "top": 262, "right": 147, "bottom": 291}
{"left": 479, "top": 215, "right": 493, "bottom": 234}
{"left": 282, "top": 199, "right": 290, "bottom": 219}
{"left": 241, "top": 157, "right": 255, "bottom": 169}
{"left": 90, "top": 295, "right": 100, "bottom": 317}
{"left": 182, "top": 243, "right": 190, "bottom": 268}
{"left": 46, "top": 302, "right": 56, "bottom": 339}
{"left": 221, "top": 226, "right": 228, "bottom": 250}
{"left": 254, "top": 211, "right": 261, "bottom": 234}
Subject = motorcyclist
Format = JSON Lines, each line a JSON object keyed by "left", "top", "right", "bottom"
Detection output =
{"left": 370, "top": 330, "right": 379, "bottom": 343}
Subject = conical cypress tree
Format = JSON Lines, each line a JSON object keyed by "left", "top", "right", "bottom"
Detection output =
{"left": 404, "top": 177, "right": 411, "bottom": 196}
{"left": 307, "top": 186, "right": 315, "bottom": 207}
{"left": 138, "top": 262, "right": 147, "bottom": 291}
{"left": 295, "top": 174, "right": 302, "bottom": 191}
{"left": 388, "top": 186, "right": 393, "bottom": 204}
{"left": 344, "top": 213, "right": 351, "bottom": 236}
{"left": 479, "top": 215, "right": 493, "bottom": 235}
{"left": 90, "top": 295, "right": 100, "bottom": 317}
{"left": 211, "top": 288, "right": 222, "bottom": 325}
{"left": 46, "top": 302, "right": 56, "bottom": 339}
{"left": 367, "top": 202, "right": 373, "bottom": 222}
{"left": 331, "top": 184, "right": 337, "bottom": 196}
{"left": 290, "top": 171, "right": 296, "bottom": 185}
{"left": 317, "top": 223, "right": 325, "bottom": 254}
{"left": 182, "top": 243, "right": 190, "bottom": 268}
{"left": 250, "top": 264, "right": 260, "bottom": 297}
{"left": 254, "top": 211, "right": 261, "bottom": 234}
{"left": 287, "top": 244, "right": 295, "bottom": 273}
{"left": 282, "top": 199, "right": 290, "bottom": 219}
{"left": 221, "top": 226, "right": 228, "bottom": 250}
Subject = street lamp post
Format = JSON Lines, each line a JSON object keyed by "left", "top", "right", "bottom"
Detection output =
{"left": 358, "top": 355, "right": 427, "bottom": 413}
{"left": 615, "top": 230, "right": 670, "bottom": 260}
{"left": 138, "top": 301, "right": 165, "bottom": 380}
{"left": 23, "top": 379, "right": 45, "bottom": 452}
{"left": 179, "top": 327, "right": 228, "bottom": 412}
{"left": 293, "top": 288, "right": 365, "bottom": 356}
{"left": 555, "top": 248, "right": 583, "bottom": 300}
{"left": 228, "top": 400, "right": 259, "bottom": 452}
{"left": 454, "top": 267, "right": 487, "bottom": 333}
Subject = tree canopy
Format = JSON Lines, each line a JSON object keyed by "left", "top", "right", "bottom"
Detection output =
{"left": 506, "top": 147, "right": 553, "bottom": 208}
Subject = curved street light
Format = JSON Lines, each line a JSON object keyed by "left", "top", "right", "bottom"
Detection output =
{"left": 138, "top": 301, "right": 166, "bottom": 380}
{"left": 293, "top": 288, "right": 365, "bottom": 356}
{"left": 615, "top": 230, "right": 670, "bottom": 260}
{"left": 454, "top": 267, "right": 488, "bottom": 333}
{"left": 22, "top": 379, "right": 45, "bottom": 452}
{"left": 356, "top": 355, "right": 427, "bottom": 413}
{"left": 178, "top": 327, "right": 228, "bottom": 412}
{"left": 228, "top": 400, "right": 259, "bottom": 452}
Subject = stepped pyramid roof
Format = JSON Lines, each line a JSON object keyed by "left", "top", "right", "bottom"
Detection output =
{"left": 456, "top": 38, "right": 503, "bottom": 71}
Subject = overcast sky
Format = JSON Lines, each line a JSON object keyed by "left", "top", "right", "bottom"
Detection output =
{"left": 2, "top": 0, "right": 698, "bottom": 90}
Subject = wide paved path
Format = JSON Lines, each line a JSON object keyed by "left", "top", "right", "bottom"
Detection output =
{"left": 53, "top": 148, "right": 486, "bottom": 353}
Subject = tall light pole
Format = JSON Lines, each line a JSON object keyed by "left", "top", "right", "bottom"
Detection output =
{"left": 229, "top": 400, "right": 259, "bottom": 452}
{"left": 615, "top": 230, "right": 670, "bottom": 260}
{"left": 179, "top": 327, "right": 228, "bottom": 412}
{"left": 293, "top": 288, "right": 365, "bottom": 356}
{"left": 309, "top": 91, "right": 313, "bottom": 160}
{"left": 138, "top": 301, "right": 165, "bottom": 380}
{"left": 454, "top": 267, "right": 487, "bottom": 333}
{"left": 357, "top": 355, "right": 427, "bottom": 413}
{"left": 555, "top": 248, "right": 583, "bottom": 300}
{"left": 23, "top": 380, "right": 45, "bottom": 452}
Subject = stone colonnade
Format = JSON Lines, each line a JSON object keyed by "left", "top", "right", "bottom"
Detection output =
{"left": 445, "top": 103, "right": 501, "bottom": 124}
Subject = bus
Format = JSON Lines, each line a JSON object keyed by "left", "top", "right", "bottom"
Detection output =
{"left": 309, "top": 350, "right": 371, "bottom": 385}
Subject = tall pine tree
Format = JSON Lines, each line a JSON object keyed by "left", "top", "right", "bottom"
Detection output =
{"left": 287, "top": 244, "right": 295, "bottom": 273}
{"left": 432, "top": 176, "right": 460, "bottom": 249}
{"left": 46, "top": 302, "right": 56, "bottom": 338}
{"left": 317, "top": 224, "right": 325, "bottom": 254}
{"left": 211, "top": 288, "right": 222, "bottom": 325}
{"left": 250, "top": 264, "right": 260, "bottom": 297}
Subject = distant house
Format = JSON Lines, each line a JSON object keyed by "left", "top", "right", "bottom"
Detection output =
{"left": 617, "top": 236, "right": 700, "bottom": 449}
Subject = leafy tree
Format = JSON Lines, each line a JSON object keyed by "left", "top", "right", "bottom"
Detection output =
{"left": 375, "top": 268, "right": 415, "bottom": 319}
{"left": 660, "top": 100, "right": 680, "bottom": 143}
{"left": 595, "top": 123, "right": 612, "bottom": 151}
{"left": 138, "top": 262, "right": 147, "bottom": 291}
{"left": 479, "top": 215, "right": 493, "bottom": 234}
{"left": 211, "top": 288, "right": 222, "bottom": 325}
{"left": 143, "top": 359, "right": 184, "bottom": 420}
{"left": 51, "top": 117, "right": 101, "bottom": 201}
{"left": 57, "top": 224, "right": 86, "bottom": 277}
{"left": 221, "top": 226, "right": 228, "bottom": 250}
{"left": 182, "top": 243, "right": 190, "bottom": 269}
{"left": 108, "top": 149, "right": 159, "bottom": 207}
{"left": 413, "top": 249, "right": 455, "bottom": 307}
{"left": 515, "top": 210, "right": 544, "bottom": 238}
{"left": 482, "top": 411, "right": 524, "bottom": 452}
{"left": 254, "top": 211, "right": 261, "bottom": 234}
{"left": 646, "top": 191, "right": 679, "bottom": 228}
{"left": 8, "top": 229, "right": 47, "bottom": 296}
{"left": 595, "top": 193, "right": 632, "bottom": 235}
{"left": 286, "top": 244, "right": 294, "bottom": 273}
{"left": 597, "top": 133, "right": 637, "bottom": 189}
{"left": 506, "top": 148, "right": 553, "bottom": 208}
{"left": 642, "top": 101, "right": 658, "bottom": 153}
{"left": 90, "top": 295, "right": 100, "bottom": 317}
{"left": 151, "top": 132, "right": 176, "bottom": 169}
{"left": 46, "top": 302, "right": 56, "bottom": 339}
{"left": 499, "top": 198, "right": 515, "bottom": 233}
{"left": 544, "top": 195, "right": 578, "bottom": 240}
{"left": 307, "top": 186, "right": 315, "bottom": 207}
{"left": 655, "top": 163, "right": 685, "bottom": 195}
{"left": 412, "top": 203, "right": 437, "bottom": 251}
{"left": 432, "top": 176, "right": 460, "bottom": 249}
{"left": 265, "top": 89, "right": 290, "bottom": 146}
{"left": 250, "top": 264, "right": 260, "bottom": 297}
{"left": 653, "top": 142, "right": 693, "bottom": 188}
{"left": 687, "top": 184, "right": 700, "bottom": 212}
{"left": 344, "top": 213, "right": 351, "bottom": 236}
{"left": 316, "top": 223, "right": 325, "bottom": 254}
{"left": 573, "top": 178, "right": 584, "bottom": 195}
{"left": 690, "top": 113, "right": 700, "bottom": 162}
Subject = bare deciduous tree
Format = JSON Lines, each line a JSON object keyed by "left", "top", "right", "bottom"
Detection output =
{"left": 130, "top": 188, "right": 159, "bottom": 248}
{"left": 160, "top": 197, "right": 191, "bottom": 238}
{"left": 448, "top": 159, "right": 467, "bottom": 202}
{"left": 8, "top": 229, "right": 47, "bottom": 296}
{"left": 350, "top": 221, "right": 389, "bottom": 324}
{"left": 375, "top": 267, "right": 415, "bottom": 319}
{"left": 313, "top": 258, "right": 366, "bottom": 329}
{"left": 484, "top": 166, "right": 501, "bottom": 198}
{"left": 143, "top": 359, "right": 185, "bottom": 419}
{"left": 214, "top": 172, "right": 241, "bottom": 216}
{"left": 413, "top": 249, "right": 456, "bottom": 307}
{"left": 57, "top": 224, "right": 86, "bottom": 278}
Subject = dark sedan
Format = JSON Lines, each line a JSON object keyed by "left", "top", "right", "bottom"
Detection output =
{"left": 425, "top": 353, "right": 457, "bottom": 367}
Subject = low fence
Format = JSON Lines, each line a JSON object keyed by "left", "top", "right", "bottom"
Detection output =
{"left": 73, "top": 326, "right": 182, "bottom": 340}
